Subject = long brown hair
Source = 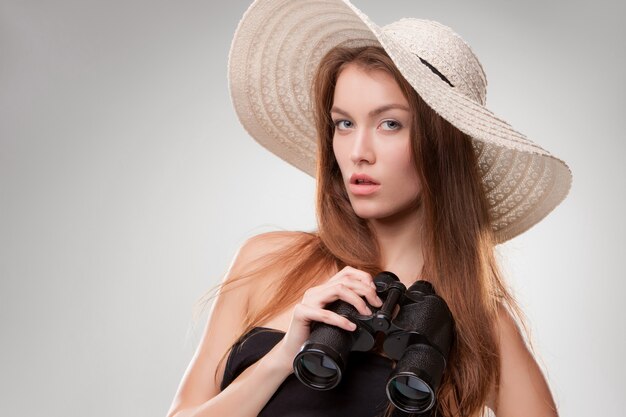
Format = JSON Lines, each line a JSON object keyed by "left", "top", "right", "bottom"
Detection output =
{"left": 200, "top": 45, "right": 529, "bottom": 417}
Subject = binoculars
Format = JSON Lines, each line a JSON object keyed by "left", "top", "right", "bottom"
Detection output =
{"left": 293, "top": 271, "right": 454, "bottom": 414}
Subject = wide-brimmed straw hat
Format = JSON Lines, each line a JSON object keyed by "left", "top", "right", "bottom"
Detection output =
{"left": 228, "top": 0, "right": 572, "bottom": 243}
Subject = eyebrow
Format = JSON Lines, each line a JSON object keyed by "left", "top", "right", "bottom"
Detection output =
{"left": 330, "top": 104, "right": 410, "bottom": 118}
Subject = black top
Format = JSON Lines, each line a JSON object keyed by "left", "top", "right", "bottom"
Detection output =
{"left": 220, "top": 326, "right": 415, "bottom": 417}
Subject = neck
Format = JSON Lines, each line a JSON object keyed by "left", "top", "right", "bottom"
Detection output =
{"left": 367, "top": 201, "right": 425, "bottom": 287}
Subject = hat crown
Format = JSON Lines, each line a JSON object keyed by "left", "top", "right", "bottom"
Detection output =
{"left": 381, "top": 18, "right": 488, "bottom": 105}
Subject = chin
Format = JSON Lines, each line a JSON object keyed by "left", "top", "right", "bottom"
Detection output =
{"left": 351, "top": 199, "right": 420, "bottom": 221}
{"left": 351, "top": 205, "right": 392, "bottom": 220}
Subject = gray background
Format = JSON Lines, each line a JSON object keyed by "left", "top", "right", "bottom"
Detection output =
{"left": 1, "top": 0, "right": 624, "bottom": 416}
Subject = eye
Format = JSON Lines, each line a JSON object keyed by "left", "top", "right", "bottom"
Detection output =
{"left": 334, "top": 119, "right": 353, "bottom": 130}
{"left": 380, "top": 120, "right": 402, "bottom": 131}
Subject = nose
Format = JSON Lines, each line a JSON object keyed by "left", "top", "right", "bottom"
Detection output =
{"left": 350, "top": 127, "right": 376, "bottom": 166}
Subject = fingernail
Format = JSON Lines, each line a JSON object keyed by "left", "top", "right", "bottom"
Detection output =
{"left": 376, "top": 296, "right": 383, "bottom": 306}
{"left": 365, "top": 307, "right": 373, "bottom": 315}
{"left": 350, "top": 322, "right": 357, "bottom": 330}
{"left": 370, "top": 282, "right": 377, "bottom": 289}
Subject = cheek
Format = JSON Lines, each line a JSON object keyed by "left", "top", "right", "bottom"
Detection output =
{"left": 332, "top": 139, "right": 348, "bottom": 169}
{"left": 392, "top": 142, "right": 414, "bottom": 173}
{"left": 395, "top": 146, "right": 421, "bottom": 192}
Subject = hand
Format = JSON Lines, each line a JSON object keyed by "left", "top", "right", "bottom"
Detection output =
{"left": 274, "top": 266, "right": 384, "bottom": 370}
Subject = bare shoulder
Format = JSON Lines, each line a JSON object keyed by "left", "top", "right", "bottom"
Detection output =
{"left": 164, "top": 230, "right": 311, "bottom": 417}
{"left": 238, "top": 230, "right": 310, "bottom": 260}
{"left": 486, "top": 305, "right": 558, "bottom": 417}
{"left": 232, "top": 230, "right": 311, "bottom": 280}
{"left": 217, "top": 230, "right": 308, "bottom": 343}
{"left": 236, "top": 230, "right": 314, "bottom": 312}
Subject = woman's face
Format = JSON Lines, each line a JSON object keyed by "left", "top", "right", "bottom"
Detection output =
{"left": 332, "top": 63, "right": 422, "bottom": 222}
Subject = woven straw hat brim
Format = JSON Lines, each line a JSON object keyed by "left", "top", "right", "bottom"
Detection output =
{"left": 228, "top": 0, "right": 573, "bottom": 243}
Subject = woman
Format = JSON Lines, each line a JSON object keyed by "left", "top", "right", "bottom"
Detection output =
{"left": 167, "top": 1, "right": 572, "bottom": 416}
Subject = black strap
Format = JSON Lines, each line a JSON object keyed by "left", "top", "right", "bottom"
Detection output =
{"left": 419, "top": 57, "right": 454, "bottom": 88}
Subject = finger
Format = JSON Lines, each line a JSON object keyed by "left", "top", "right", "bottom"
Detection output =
{"left": 332, "top": 279, "right": 383, "bottom": 308}
{"left": 331, "top": 266, "right": 375, "bottom": 288}
{"left": 318, "top": 283, "right": 373, "bottom": 316}
{"left": 304, "top": 276, "right": 372, "bottom": 298}
{"left": 293, "top": 303, "right": 357, "bottom": 332}
{"left": 302, "top": 279, "right": 382, "bottom": 310}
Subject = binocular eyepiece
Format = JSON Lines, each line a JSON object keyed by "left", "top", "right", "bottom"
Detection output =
{"left": 293, "top": 271, "right": 455, "bottom": 414}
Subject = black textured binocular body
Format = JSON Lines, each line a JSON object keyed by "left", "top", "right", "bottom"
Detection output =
{"left": 293, "top": 271, "right": 455, "bottom": 414}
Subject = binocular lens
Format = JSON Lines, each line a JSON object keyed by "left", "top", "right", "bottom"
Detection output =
{"left": 387, "top": 374, "right": 435, "bottom": 412}
{"left": 301, "top": 353, "right": 338, "bottom": 378}
{"left": 294, "top": 352, "right": 340, "bottom": 389}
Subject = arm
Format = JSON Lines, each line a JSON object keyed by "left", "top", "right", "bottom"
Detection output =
{"left": 165, "top": 232, "right": 298, "bottom": 417}
{"left": 166, "top": 232, "right": 383, "bottom": 417}
{"left": 487, "top": 307, "right": 559, "bottom": 417}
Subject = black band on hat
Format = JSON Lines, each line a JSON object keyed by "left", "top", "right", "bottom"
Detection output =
{"left": 418, "top": 57, "right": 454, "bottom": 88}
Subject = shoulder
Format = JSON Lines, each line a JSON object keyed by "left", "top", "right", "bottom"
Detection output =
{"left": 166, "top": 231, "right": 312, "bottom": 410}
{"left": 226, "top": 230, "right": 315, "bottom": 296}
{"left": 232, "top": 230, "right": 313, "bottom": 272}
{"left": 240, "top": 230, "right": 311, "bottom": 254}
{"left": 486, "top": 305, "right": 558, "bottom": 416}
{"left": 205, "top": 230, "right": 311, "bottom": 359}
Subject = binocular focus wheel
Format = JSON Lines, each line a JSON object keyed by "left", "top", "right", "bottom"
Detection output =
{"left": 386, "top": 372, "right": 436, "bottom": 413}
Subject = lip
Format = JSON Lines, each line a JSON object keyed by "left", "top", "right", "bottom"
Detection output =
{"left": 349, "top": 173, "right": 380, "bottom": 185}
{"left": 348, "top": 183, "right": 381, "bottom": 196}
{"left": 348, "top": 173, "right": 381, "bottom": 196}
